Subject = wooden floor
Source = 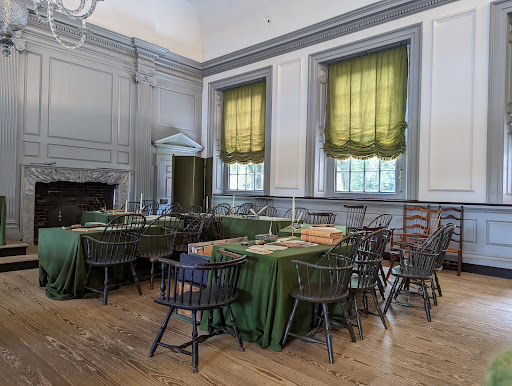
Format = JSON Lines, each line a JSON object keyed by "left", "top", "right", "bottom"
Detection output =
{"left": 0, "top": 267, "right": 511, "bottom": 386}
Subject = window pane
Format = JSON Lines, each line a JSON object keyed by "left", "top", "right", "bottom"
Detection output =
{"left": 238, "top": 174, "right": 247, "bottom": 190}
{"left": 247, "top": 174, "right": 254, "bottom": 190}
{"left": 351, "top": 172, "right": 364, "bottom": 191}
{"left": 381, "top": 160, "right": 396, "bottom": 170}
{"left": 256, "top": 163, "right": 264, "bottom": 173}
{"left": 337, "top": 159, "right": 350, "bottom": 171}
{"left": 238, "top": 164, "right": 247, "bottom": 174}
{"left": 365, "top": 157, "right": 379, "bottom": 171}
{"left": 336, "top": 172, "right": 349, "bottom": 191}
{"left": 380, "top": 171, "right": 396, "bottom": 192}
{"left": 351, "top": 159, "right": 364, "bottom": 171}
{"left": 230, "top": 164, "right": 238, "bottom": 173}
{"left": 247, "top": 163, "right": 255, "bottom": 173}
{"left": 229, "top": 175, "right": 238, "bottom": 190}
{"left": 365, "top": 171, "right": 379, "bottom": 192}
{"left": 255, "top": 174, "right": 264, "bottom": 190}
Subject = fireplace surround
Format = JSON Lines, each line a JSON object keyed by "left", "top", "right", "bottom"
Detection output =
{"left": 22, "top": 165, "right": 130, "bottom": 244}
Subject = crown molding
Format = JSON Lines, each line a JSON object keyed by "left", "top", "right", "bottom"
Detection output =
{"left": 201, "top": 0, "right": 459, "bottom": 76}
{"left": 19, "top": 0, "right": 459, "bottom": 78}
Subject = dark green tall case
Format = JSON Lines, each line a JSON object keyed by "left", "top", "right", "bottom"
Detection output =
{"left": 172, "top": 156, "right": 213, "bottom": 210}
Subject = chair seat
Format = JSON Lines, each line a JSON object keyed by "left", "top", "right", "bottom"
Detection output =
{"left": 349, "top": 276, "right": 375, "bottom": 292}
{"left": 155, "top": 287, "right": 238, "bottom": 311}
{"left": 446, "top": 248, "right": 461, "bottom": 254}
{"left": 391, "top": 265, "right": 433, "bottom": 280}
{"left": 289, "top": 285, "right": 349, "bottom": 304}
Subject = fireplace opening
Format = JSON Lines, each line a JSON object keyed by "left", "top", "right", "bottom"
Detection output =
{"left": 34, "top": 181, "right": 116, "bottom": 242}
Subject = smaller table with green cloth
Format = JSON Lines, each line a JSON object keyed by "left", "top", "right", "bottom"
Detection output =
{"left": 0, "top": 196, "right": 6, "bottom": 246}
{"left": 200, "top": 239, "right": 350, "bottom": 351}
{"left": 221, "top": 215, "right": 291, "bottom": 240}
{"left": 39, "top": 217, "right": 181, "bottom": 300}
{"left": 278, "top": 224, "right": 346, "bottom": 238}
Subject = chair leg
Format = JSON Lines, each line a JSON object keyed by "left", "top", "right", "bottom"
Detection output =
{"left": 394, "top": 279, "right": 405, "bottom": 300}
{"left": 149, "top": 306, "right": 174, "bottom": 357}
{"left": 81, "top": 265, "right": 92, "bottom": 298}
{"left": 208, "top": 310, "right": 214, "bottom": 334}
{"left": 421, "top": 281, "right": 432, "bottom": 322}
{"left": 353, "top": 295, "right": 363, "bottom": 340}
{"left": 130, "top": 262, "right": 142, "bottom": 296}
{"left": 430, "top": 279, "right": 438, "bottom": 307}
{"left": 379, "top": 265, "right": 387, "bottom": 285}
{"left": 282, "top": 298, "right": 300, "bottom": 345}
{"left": 342, "top": 299, "right": 356, "bottom": 343}
{"left": 150, "top": 261, "right": 154, "bottom": 290}
{"left": 363, "top": 293, "right": 369, "bottom": 317}
{"left": 322, "top": 303, "right": 334, "bottom": 364}
{"left": 192, "top": 310, "right": 199, "bottom": 373}
{"left": 384, "top": 277, "right": 399, "bottom": 314}
{"left": 371, "top": 289, "right": 387, "bottom": 329}
{"left": 227, "top": 305, "right": 244, "bottom": 352}
{"left": 434, "top": 272, "right": 442, "bottom": 297}
{"left": 377, "top": 276, "right": 386, "bottom": 301}
{"left": 385, "top": 255, "right": 397, "bottom": 282}
{"left": 103, "top": 267, "right": 109, "bottom": 306}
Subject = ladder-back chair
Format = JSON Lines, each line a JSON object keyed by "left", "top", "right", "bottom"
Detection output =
{"left": 439, "top": 206, "right": 463, "bottom": 276}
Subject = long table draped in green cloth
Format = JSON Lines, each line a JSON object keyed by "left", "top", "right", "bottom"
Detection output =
{"left": 221, "top": 216, "right": 291, "bottom": 240}
{"left": 0, "top": 196, "right": 6, "bottom": 246}
{"left": 39, "top": 218, "right": 181, "bottom": 300}
{"left": 199, "top": 240, "right": 349, "bottom": 352}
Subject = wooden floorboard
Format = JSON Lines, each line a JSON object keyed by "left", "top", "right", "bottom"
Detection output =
{"left": 0, "top": 268, "right": 511, "bottom": 385}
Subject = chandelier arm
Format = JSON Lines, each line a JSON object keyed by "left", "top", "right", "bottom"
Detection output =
{"left": 47, "top": 5, "right": 87, "bottom": 49}
{"left": 54, "top": 0, "right": 101, "bottom": 21}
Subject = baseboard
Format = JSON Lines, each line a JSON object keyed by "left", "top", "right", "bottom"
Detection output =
{"left": 0, "top": 260, "right": 39, "bottom": 273}
{"left": 460, "top": 263, "right": 512, "bottom": 279}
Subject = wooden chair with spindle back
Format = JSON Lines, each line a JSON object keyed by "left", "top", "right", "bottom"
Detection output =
{"left": 345, "top": 205, "right": 367, "bottom": 232}
{"left": 141, "top": 202, "right": 160, "bottom": 215}
{"left": 82, "top": 214, "right": 146, "bottom": 305}
{"left": 307, "top": 212, "right": 336, "bottom": 225}
{"left": 148, "top": 249, "right": 246, "bottom": 373}
{"left": 136, "top": 213, "right": 182, "bottom": 289}
{"left": 259, "top": 205, "right": 279, "bottom": 217}
{"left": 212, "top": 203, "right": 231, "bottom": 216}
{"left": 284, "top": 207, "right": 309, "bottom": 222}
{"left": 439, "top": 206, "right": 463, "bottom": 276}
{"left": 234, "top": 203, "right": 253, "bottom": 215}
{"left": 121, "top": 201, "right": 141, "bottom": 213}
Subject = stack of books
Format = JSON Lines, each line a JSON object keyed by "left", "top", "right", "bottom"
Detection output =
{"left": 300, "top": 227, "right": 344, "bottom": 245}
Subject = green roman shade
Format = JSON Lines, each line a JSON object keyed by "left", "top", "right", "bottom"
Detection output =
{"left": 221, "top": 81, "right": 266, "bottom": 164}
{"left": 324, "top": 46, "right": 408, "bottom": 160}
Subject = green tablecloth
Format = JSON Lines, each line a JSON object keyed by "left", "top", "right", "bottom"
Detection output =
{"left": 200, "top": 240, "right": 349, "bottom": 352}
{"left": 278, "top": 224, "right": 347, "bottom": 238}
{"left": 38, "top": 219, "right": 181, "bottom": 301}
{"left": 221, "top": 216, "right": 291, "bottom": 240}
{"left": 81, "top": 211, "right": 122, "bottom": 225}
{"left": 0, "top": 196, "right": 6, "bottom": 246}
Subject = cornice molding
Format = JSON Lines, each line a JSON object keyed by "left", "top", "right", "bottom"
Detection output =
{"left": 135, "top": 72, "right": 157, "bottom": 87}
{"left": 201, "top": 0, "right": 459, "bottom": 76}
{"left": 20, "top": 0, "right": 458, "bottom": 78}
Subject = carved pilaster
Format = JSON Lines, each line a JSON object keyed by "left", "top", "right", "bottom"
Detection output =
{"left": 0, "top": 50, "right": 20, "bottom": 234}
{"left": 134, "top": 70, "right": 156, "bottom": 200}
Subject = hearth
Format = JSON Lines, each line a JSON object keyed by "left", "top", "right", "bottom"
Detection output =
{"left": 33, "top": 181, "right": 116, "bottom": 241}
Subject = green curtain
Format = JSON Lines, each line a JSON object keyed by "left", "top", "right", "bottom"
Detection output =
{"left": 221, "top": 81, "right": 266, "bottom": 164}
{"left": 324, "top": 46, "right": 408, "bottom": 160}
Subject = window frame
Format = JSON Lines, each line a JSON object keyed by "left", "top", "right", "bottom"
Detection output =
{"left": 207, "top": 67, "right": 272, "bottom": 196}
{"left": 305, "top": 25, "right": 421, "bottom": 201}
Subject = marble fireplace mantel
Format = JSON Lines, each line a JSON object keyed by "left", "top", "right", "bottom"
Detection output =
{"left": 22, "top": 165, "right": 131, "bottom": 244}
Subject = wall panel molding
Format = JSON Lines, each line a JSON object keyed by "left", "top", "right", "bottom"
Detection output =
{"left": 428, "top": 10, "right": 477, "bottom": 192}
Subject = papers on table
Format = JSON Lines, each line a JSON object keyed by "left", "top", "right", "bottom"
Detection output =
{"left": 246, "top": 244, "right": 289, "bottom": 255}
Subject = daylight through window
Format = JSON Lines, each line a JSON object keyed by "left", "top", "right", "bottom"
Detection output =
{"left": 229, "top": 163, "right": 264, "bottom": 191}
{"left": 335, "top": 157, "right": 396, "bottom": 193}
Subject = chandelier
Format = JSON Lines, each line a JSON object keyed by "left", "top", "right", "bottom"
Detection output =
{"left": 0, "top": 0, "right": 29, "bottom": 57}
{"left": 34, "top": 0, "right": 103, "bottom": 50}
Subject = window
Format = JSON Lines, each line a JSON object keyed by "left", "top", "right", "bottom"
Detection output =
{"left": 228, "top": 163, "right": 264, "bottom": 191}
{"left": 307, "top": 25, "right": 420, "bottom": 200}
{"left": 336, "top": 157, "right": 397, "bottom": 193}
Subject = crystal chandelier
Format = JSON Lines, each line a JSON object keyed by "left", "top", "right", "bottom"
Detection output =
{"left": 34, "top": 0, "right": 103, "bottom": 50}
{"left": 0, "top": 0, "right": 29, "bottom": 57}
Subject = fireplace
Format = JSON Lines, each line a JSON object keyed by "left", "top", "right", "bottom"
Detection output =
{"left": 33, "top": 181, "right": 116, "bottom": 242}
{"left": 22, "top": 165, "right": 130, "bottom": 244}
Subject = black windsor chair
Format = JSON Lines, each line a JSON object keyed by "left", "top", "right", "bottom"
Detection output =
{"left": 345, "top": 205, "right": 367, "bottom": 233}
{"left": 148, "top": 249, "right": 246, "bottom": 373}
{"left": 82, "top": 214, "right": 146, "bottom": 305}
{"left": 282, "top": 232, "right": 364, "bottom": 363}
{"left": 136, "top": 214, "right": 182, "bottom": 289}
